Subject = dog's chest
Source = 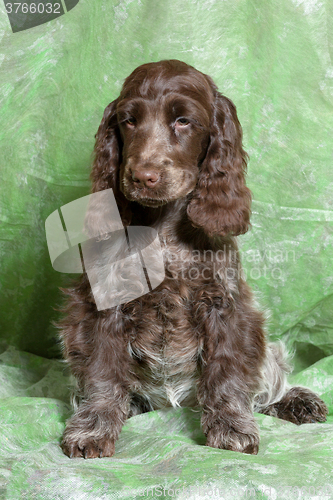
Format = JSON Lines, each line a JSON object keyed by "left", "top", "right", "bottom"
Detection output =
{"left": 128, "top": 277, "right": 201, "bottom": 409}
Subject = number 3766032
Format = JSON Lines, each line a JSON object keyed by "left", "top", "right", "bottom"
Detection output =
{"left": 5, "top": 3, "right": 61, "bottom": 14}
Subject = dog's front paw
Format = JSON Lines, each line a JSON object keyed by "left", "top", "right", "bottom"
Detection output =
{"left": 61, "top": 402, "right": 127, "bottom": 458}
{"left": 205, "top": 425, "right": 259, "bottom": 455}
{"left": 61, "top": 432, "right": 116, "bottom": 459}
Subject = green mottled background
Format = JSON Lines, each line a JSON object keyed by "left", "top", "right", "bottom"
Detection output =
{"left": 1, "top": 0, "right": 333, "bottom": 498}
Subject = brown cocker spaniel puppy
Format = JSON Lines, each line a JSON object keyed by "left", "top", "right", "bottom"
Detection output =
{"left": 59, "top": 60, "right": 328, "bottom": 458}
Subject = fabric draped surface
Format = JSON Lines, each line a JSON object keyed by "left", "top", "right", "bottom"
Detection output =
{"left": 0, "top": 0, "right": 333, "bottom": 498}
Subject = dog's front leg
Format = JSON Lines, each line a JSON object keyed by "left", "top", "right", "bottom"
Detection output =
{"left": 200, "top": 384, "right": 260, "bottom": 455}
{"left": 60, "top": 308, "right": 133, "bottom": 459}
{"left": 62, "top": 381, "right": 129, "bottom": 459}
{"left": 195, "top": 288, "right": 265, "bottom": 455}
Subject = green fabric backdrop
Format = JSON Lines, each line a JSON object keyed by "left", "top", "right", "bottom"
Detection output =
{"left": 0, "top": 0, "right": 333, "bottom": 498}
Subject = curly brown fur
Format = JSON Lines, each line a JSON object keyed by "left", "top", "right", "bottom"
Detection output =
{"left": 59, "top": 60, "right": 328, "bottom": 459}
{"left": 261, "top": 387, "right": 328, "bottom": 425}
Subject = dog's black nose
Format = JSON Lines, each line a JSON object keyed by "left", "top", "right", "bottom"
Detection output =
{"left": 131, "top": 169, "right": 160, "bottom": 187}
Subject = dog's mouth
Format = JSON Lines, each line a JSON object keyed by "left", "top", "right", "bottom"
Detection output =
{"left": 121, "top": 167, "right": 198, "bottom": 207}
{"left": 137, "top": 198, "right": 168, "bottom": 207}
{"left": 123, "top": 189, "right": 169, "bottom": 207}
{"left": 121, "top": 177, "right": 172, "bottom": 207}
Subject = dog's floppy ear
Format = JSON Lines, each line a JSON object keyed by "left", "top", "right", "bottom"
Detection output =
{"left": 90, "top": 98, "right": 131, "bottom": 226}
{"left": 187, "top": 92, "right": 251, "bottom": 237}
{"left": 91, "top": 98, "right": 121, "bottom": 193}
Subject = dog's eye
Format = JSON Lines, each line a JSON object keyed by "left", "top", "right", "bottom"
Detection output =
{"left": 175, "top": 117, "right": 190, "bottom": 127}
{"left": 126, "top": 117, "right": 136, "bottom": 127}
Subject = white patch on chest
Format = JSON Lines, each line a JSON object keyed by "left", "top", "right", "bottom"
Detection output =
{"left": 128, "top": 317, "right": 201, "bottom": 409}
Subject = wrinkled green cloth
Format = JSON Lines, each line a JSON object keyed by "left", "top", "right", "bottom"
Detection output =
{"left": 1, "top": 0, "right": 333, "bottom": 497}
{"left": 0, "top": 0, "right": 333, "bottom": 363}
{"left": 0, "top": 344, "right": 333, "bottom": 499}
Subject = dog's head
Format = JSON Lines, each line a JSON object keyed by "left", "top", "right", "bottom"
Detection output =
{"left": 91, "top": 60, "right": 251, "bottom": 237}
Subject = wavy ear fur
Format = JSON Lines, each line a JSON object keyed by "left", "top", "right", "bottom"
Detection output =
{"left": 90, "top": 99, "right": 131, "bottom": 226}
{"left": 187, "top": 92, "right": 251, "bottom": 237}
